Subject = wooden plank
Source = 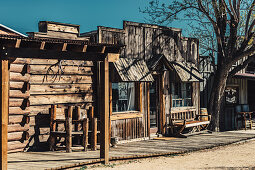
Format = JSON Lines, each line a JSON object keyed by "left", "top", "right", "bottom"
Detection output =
{"left": 30, "top": 84, "right": 92, "bottom": 95}
{"left": 147, "top": 83, "right": 150, "bottom": 137}
{"left": 8, "top": 131, "right": 29, "bottom": 141}
{"left": 30, "top": 74, "right": 92, "bottom": 84}
{"left": 92, "top": 118, "right": 97, "bottom": 151}
{"left": 30, "top": 59, "right": 93, "bottom": 66}
{"left": 1, "top": 59, "right": 9, "bottom": 170}
{"left": 66, "top": 106, "right": 73, "bottom": 153}
{"left": 100, "top": 58, "right": 110, "bottom": 164}
{"left": 10, "top": 82, "right": 29, "bottom": 90}
{"left": 30, "top": 93, "right": 93, "bottom": 105}
{"left": 82, "top": 118, "right": 89, "bottom": 151}
{"left": 30, "top": 65, "right": 92, "bottom": 75}
{"left": 9, "top": 98, "right": 30, "bottom": 107}
{"left": 10, "top": 64, "right": 30, "bottom": 73}
{"left": 9, "top": 107, "right": 30, "bottom": 115}
{"left": 110, "top": 113, "right": 143, "bottom": 121}
{"left": 7, "top": 140, "right": 28, "bottom": 152}
{"left": 10, "top": 72, "right": 30, "bottom": 82}
{"left": 9, "top": 90, "right": 29, "bottom": 98}
{"left": 159, "top": 73, "right": 165, "bottom": 134}
{"left": 8, "top": 124, "right": 29, "bottom": 133}
{"left": 8, "top": 115, "right": 30, "bottom": 125}
{"left": 12, "top": 58, "right": 30, "bottom": 64}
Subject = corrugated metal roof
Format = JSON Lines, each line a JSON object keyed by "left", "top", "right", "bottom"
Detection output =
{"left": 171, "top": 62, "right": 203, "bottom": 82}
{"left": 113, "top": 58, "right": 154, "bottom": 82}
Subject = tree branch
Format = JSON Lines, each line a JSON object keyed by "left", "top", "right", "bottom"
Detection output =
{"left": 228, "top": 55, "right": 255, "bottom": 77}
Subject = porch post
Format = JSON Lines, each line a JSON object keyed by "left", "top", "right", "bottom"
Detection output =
{"left": 100, "top": 58, "right": 109, "bottom": 164}
{"left": 1, "top": 58, "right": 9, "bottom": 170}
{"left": 159, "top": 73, "right": 165, "bottom": 134}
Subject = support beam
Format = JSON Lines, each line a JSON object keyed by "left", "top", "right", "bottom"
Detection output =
{"left": 147, "top": 83, "right": 150, "bottom": 138}
{"left": 159, "top": 73, "right": 165, "bottom": 134}
{"left": 100, "top": 58, "right": 109, "bottom": 164}
{"left": 1, "top": 59, "right": 9, "bottom": 170}
{"left": 2, "top": 47, "right": 107, "bottom": 61}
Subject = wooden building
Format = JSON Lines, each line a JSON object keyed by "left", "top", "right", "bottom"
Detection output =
{"left": 1, "top": 20, "right": 203, "bottom": 169}
{"left": 0, "top": 21, "right": 123, "bottom": 168}
{"left": 82, "top": 21, "right": 202, "bottom": 139}
{"left": 200, "top": 55, "right": 255, "bottom": 131}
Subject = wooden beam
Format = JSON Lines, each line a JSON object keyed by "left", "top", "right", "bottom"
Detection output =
{"left": 101, "top": 46, "right": 106, "bottom": 53}
{"left": 2, "top": 47, "right": 109, "bottom": 61}
{"left": 40, "top": 41, "right": 45, "bottom": 50}
{"left": 147, "top": 83, "right": 150, "bottom": 138}
{"left": 1, "top": 59, "right": 9, "bottom": 170}
{"left": 107, "top": 53, "right": 119, "bottom": 62}
{"left": 82, "top": 45, "right": 87, "bottom": 52}
{"left": 159, "top": 74, "right": 165, "bottom": 134}
{"left": 62, "top": 43, "right": 67, "bottom": 51}
{"left": 15, "top": 39, "right": 21, "bottom": 48}
{"left": 100, "top": 58, "right": 110, "bottom": 164}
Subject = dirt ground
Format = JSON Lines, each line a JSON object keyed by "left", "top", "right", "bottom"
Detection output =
{"left": 85, "top": 139, "right": 255, "bottom": 170}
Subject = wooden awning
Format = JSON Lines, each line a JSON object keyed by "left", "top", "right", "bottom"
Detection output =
{"left": 113, "top": 58, "right": 154, "bottom": 82}
{"left": 234, "top": 73, "right": 255, "bottom": 80}
{"left": 0, "top": 34, "right": 122, "bottom": 61}
{"left": 171, "top": 62, "right": 203, "bottom": 82}
{"left": 147, "top": 54, "right": 202, "bottom": 82}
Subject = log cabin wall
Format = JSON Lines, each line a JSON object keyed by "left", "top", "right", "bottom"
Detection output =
{"left": 26, "top": 22, "right": 95, "bottom": 150}
{"left": 0, "top": 25, "right": 31, "bottom": 153}
{"left": 8, "top": 58, "right": 30, "bottom": 153}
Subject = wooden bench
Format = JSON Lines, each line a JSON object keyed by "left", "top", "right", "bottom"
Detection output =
{"left": 166, "top": 108, "right": 211, "bottom": 138}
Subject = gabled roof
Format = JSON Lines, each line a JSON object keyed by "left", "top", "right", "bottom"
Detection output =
{"left": 113, "top": 58, "right": 154, "bottom": 82}
{"left": 147, "top": 54, "right": 203, "bottom": 82}
{"left": 0, "top": 24, "right": 27, "bottom": 37}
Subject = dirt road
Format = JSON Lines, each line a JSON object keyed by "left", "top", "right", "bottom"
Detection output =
{"left": 88, "top": 139, "right": 255, "bottom": 170}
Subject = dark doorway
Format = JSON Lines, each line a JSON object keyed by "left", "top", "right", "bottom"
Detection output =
{"left": 149, "top": 81, "right": 159, "bottom": 134}
{"left": 248, "top": 80, "right": 255, "bottom": 111}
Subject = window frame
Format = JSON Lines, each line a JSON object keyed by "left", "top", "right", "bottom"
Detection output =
{"left": 171, "top": 82, "right": 193, "bottom": 108}
{"left": 110, "top": 82, "right": 142, "bottom": 115}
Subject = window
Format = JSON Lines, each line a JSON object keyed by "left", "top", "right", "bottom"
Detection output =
{"left": 171, "top": 82, "right": 192, "bottom": 107}
{"left": 112, "top": 82, "right": 135, "bottom": 112}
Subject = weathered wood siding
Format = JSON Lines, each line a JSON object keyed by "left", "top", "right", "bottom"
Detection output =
{"left": 28, "top": 59, "right": 95, "bottom": 149}
{"left": 8, "top": 58, "right": 30, "bottom": 153}
{"left": 96, "top": 21, "right": 200, "bottom": 138}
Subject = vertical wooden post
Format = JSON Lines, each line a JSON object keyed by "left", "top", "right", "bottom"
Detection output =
{"left": 49, "top": 105, "right": 57, "bottom": 151}
{"left": 147, "top": 83, "right": 150, "bottom": 138}
{"left": 82, "top": 118, "right": 89, "bottom": 151}
{"left": 92, "top": 118, "right": 97, "bottom": 151}
{"left": 100, "top": 58, "right": 109, "bottom": 164}
{"left": 159, "top": 73, "right": 165, "bottom": 134}
{"left": 1, "top": 59, "right": 9, "bottom": 170}
{"left": 109, "top": 82, "right": 112, "bottom": 144}
{"left": 66, "top": 106, "right": 73, "bottom": 153}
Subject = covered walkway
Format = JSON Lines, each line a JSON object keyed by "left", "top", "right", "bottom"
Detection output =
{"left": 8, "top": 130, "right": 255, "bottom": 170}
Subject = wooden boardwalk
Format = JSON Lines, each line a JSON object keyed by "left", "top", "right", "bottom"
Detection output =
{"left": 8, "top": 130, "right": 255, "bottom": 170}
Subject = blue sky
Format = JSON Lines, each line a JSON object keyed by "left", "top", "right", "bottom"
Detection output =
{"left": 0, "top": 0, "right": 185, "bottom": 35}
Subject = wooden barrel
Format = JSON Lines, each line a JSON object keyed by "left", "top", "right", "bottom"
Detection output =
{"left": 200, "top": 108, "right": 208, "bottom": 121}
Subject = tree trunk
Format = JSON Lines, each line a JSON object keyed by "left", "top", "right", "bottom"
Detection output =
{"left": 208, "top": 65, "right": 230, "bottom": 131}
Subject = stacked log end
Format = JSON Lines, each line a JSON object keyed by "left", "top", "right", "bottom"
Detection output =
{"left": 8, "top": 58, "right": 31, "bottom": 152}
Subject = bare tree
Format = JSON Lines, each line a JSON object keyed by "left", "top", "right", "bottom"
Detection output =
{"left": 142, "top": 0, "right": 255, "bottom": 131}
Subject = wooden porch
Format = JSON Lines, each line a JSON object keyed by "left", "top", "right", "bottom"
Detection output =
{"left": 8, "top": 130, "right": 255, "bottom": 170}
